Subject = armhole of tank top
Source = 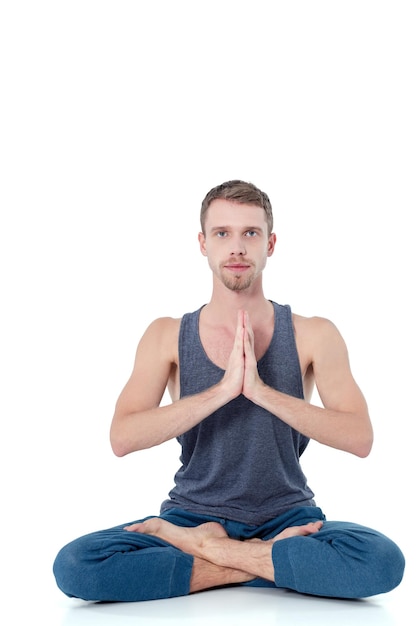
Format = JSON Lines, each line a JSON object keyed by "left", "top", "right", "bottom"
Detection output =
{"left": 178, "top": 313, "right": 188, "bottom": 399}
{"left": 284, "top": 303, "right": 305, "bottom": 400}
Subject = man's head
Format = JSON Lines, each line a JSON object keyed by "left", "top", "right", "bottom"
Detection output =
{"left": 198, "top": 180, "right": 276, "bottom": 293}
{"left": 200, "top": 180, "right": 273, "bottom": 236}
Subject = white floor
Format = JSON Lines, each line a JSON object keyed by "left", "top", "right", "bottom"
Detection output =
{"left": 51, "top": 586, "right": 409, "bottom": 626}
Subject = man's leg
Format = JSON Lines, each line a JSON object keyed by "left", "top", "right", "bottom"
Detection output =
{"left": 190, "top": 558, "right": 254, "bottom": 592}
{"left": 53, "top": 518, "right": 256, "bottom": 601}
{"left": 53, "top": 522, "right": 195, "bottom": 602}
{"left": 125, "top": 516, "right": 405, "bottom": 598}
{"left": 272, "top": 520, "right": 406, "bottom": 598}
{"left": 125, "top": 518, "right": 322, "bottom": 584}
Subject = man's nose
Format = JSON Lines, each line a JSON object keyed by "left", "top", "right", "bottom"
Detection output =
{"left": 230, "top": 235, "right": 246, "bottom": 255}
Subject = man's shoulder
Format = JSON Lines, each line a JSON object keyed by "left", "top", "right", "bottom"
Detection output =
{"left": 292, "top": 312, "right": 346, "bottom": 361}
{"left": 138, "top": 316, "right": 182, "bottom": 364}
{"left": 292, "top": 312, "right": 335, "bottom": 329}
{"left": 146, "top": 316, "right": 182, "bottom": 337}
{"left": 292, "top": 312, "right": 340, "bottom": 343}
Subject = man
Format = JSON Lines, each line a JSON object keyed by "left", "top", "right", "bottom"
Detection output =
{"left": 53, "top": 180, "right": 405, "bottom": 601}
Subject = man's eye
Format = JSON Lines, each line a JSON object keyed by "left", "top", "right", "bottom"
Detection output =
{"left": 216, "top": 231, "right": 227, "bottom": 238}
{"left": 246, "top": 231, "right": 257, "bottom": 237}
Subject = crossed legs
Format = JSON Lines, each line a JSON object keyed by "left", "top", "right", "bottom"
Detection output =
{"left": 53, "top": 509, "right": 405, "bottom": 601}
{"left": 125, "top": 517, "right": 323, "bottom": 592}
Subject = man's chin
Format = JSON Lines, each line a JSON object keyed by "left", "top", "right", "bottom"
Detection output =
{"left": 223, "top": 278, "right": 252, "bottom": 292}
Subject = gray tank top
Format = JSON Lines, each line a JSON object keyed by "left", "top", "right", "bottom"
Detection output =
{"left": 160, "top": 301, "right": 316, "bottom": 525}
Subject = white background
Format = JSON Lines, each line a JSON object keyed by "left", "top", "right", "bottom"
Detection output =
{"left": 1, "top": 1, "right": 416, "bottom": 623}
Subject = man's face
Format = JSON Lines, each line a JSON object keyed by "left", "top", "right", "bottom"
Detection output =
{"left": 198, "top": 199, "right": 276, "bottom": 292}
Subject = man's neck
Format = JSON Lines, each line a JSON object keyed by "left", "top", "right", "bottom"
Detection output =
{"left": 203, "top": 280, "right": 271, "bottom": 327}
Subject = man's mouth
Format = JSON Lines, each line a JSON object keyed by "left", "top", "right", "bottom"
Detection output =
{"left": 224, "top": 264, "right": 250, "bottom": 271}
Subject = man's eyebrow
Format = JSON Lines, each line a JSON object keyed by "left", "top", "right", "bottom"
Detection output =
{"left": 209, "top": 225, "right": 228, "bottom": 232}
{"left": 209, "top": 225, "right": 263, "bottom": 233}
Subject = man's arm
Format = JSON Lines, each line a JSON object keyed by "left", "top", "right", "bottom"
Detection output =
{"left": 110, "top": 317, "right": 238, "bottom": 456}
{"left": 241, "top": 312, "right": 373, "bottom": 458}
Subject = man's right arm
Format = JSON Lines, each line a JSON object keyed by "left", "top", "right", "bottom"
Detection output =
{"left": 110, "top": 317, "right": 236, "bottom": 456}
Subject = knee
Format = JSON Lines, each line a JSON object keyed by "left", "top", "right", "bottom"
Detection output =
{"left": 313, "top": 522, "right": 405, "bottom": 598}
{"left": 368, "top": 534, "right": 405, "bottom": 595}
{"left": 53, "top": 539, "right": 88, "bottom": 599}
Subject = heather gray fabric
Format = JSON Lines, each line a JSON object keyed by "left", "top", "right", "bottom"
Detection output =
{"left": 160, "top": 302, "right": 316, "bottom": 525}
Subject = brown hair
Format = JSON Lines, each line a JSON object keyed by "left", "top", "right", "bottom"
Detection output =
{"left": 200, "top": 180, "right": 274, "bottom": 235}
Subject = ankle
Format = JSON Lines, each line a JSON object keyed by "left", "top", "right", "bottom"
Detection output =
{"left": 190, "top": 557, "right": 253, "bottom": 593}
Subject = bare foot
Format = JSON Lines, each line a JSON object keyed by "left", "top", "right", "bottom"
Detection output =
{"left": 125, "top": 518, "right": 323, "bottom": 551}
{"left": 125, "top": 517, "right": 323, "bottom": 585}
{"left": 272, "top": 521, "right": 323, "bottom": 542}
{"left": 125, "top": 519, "right": 255, "bottom": 590}
{"left": 125, "top": 518, "right": 227, "bottom": 557}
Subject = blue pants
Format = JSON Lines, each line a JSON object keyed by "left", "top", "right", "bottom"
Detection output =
{"left": 53, "top": 506, "right": 405, "bottom": 602}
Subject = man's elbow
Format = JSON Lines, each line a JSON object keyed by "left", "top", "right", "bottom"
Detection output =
{"left": 354, "top": 427, "right": 374, "bottom": 458}
{"left": 110, "top": 435, "right": 129, "bottom": 458}
{"left": 110, "top": 423, "right": 133, "bottom": 457}
{"left": 110, "top": 421, "right": 149, "bottom": 457}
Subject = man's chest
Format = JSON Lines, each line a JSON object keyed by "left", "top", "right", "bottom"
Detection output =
{"left": 199, "top": 325, "right": 274, "bottom": 370}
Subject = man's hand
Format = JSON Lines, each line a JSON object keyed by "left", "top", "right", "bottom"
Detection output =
{"left": 221, "top": 310, "right": 264, "bottom": 401}
{"left": 241, "top": 311, "right": 264, "bottom": 400}
{"left": 221, "top": 310, "right": 245, "bottom": 399}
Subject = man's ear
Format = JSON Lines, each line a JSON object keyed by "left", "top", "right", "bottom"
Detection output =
{"left": 267, "top": 233, "right": 277, "bottom": 257}
{"left": 198, "top": 232, "right": 207, "bottom": 256}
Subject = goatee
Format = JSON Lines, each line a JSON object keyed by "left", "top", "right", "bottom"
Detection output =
{"left": 222, "top": 274, "right": 254, "bottom": 291}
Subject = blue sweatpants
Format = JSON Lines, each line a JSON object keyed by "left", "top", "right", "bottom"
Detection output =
{"left": 53, "top": 506, "right": 405, "bottom": 602}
